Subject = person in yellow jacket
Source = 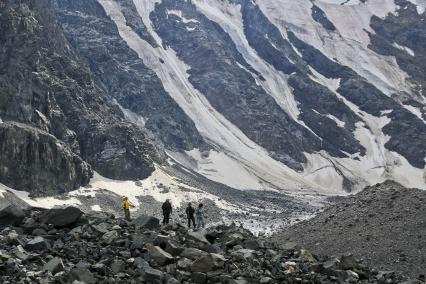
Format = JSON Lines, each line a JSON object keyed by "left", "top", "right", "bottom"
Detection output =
{"left": 121, "top": 196, "right": 135, "bottom": 221}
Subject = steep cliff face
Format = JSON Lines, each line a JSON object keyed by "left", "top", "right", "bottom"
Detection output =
{"left": 0, "top": 0, "right": 159, "bottom": 195}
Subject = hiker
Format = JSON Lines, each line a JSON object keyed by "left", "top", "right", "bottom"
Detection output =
{"left": 185, "top": 202, "right": 196, "bottom": 228}
{"left": 162, "top": 199, "right": 172, "bottom": 225}
{"left": 195, "top": 203, "right": 205, "bottom": 229}
{"left": 121, "top": 196, "right": 135, "bottom": 221}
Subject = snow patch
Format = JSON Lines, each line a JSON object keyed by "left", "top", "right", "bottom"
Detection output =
{"left": 118, "top": 104, "right": 146, "bottom": 127}
{"left": 167, "top": 9, "right": 199, "bottom": 24}
{"left": 91, "top": 204, "right": 102, "bottom": 211}
{"left": 71, "top": 167, "right": 241, "bottom": 213}
{"left": 403, "top": 104, "right": 426, "bottom": 123}
{"left": 326, "top": 114, "right": 346, "bottom": 127}
{"left": 392, "top": 42, "right": 415, "bottom": 56}
{"left": 0, "top": 183, "right": 81, "bottom": 208}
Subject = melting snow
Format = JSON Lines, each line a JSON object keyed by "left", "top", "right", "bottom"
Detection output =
{"left": 166, "top": 9, "right": 199, "bottom": 24}
{"left": 392, "top": 42, "right": 415, "bottom": 56}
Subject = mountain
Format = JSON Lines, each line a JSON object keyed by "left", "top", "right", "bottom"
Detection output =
{"left": 0, "top": 0, "right": 425, "bottom": 197}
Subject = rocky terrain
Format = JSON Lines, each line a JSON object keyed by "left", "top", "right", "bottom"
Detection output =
{"left": 1, "top": 205, "right": 423, "bottom": 284}
{"left": 0, "top": 0, "right": 160, "bottom": 196}
{"left": 271, "top": 181, "right": 426, "bottom": 278}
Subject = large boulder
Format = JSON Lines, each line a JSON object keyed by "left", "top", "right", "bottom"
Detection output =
{"left": 0, "top": 123, "right": 92, "bottom": 196}
{"left": 67, "top": 268, "right": 97, "bottom": 284}
{"left": 43, "top": 257, "right": 65, "bottom": 275}
{"left": 0, "top": 205, "right": 25, "bottom": 227}
{"left": 40, "top": 207, "right": 83, "bottom": 227}
{"left": 25, "top": 236, "right": 51, "bottom": 251}
{"left": 132, "top": 215, "right": 160, "bottom": 230}
{"left": 191, "top": 253, "right": 227, "bottom": 273}
{"left": 146, "top": 243, "right": 174, "bottom": 266}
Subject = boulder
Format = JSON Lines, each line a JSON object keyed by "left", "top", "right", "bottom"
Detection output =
{"left": 146, "top": 243, "right": 174, "bottom": 265}
{"left": 142, "top": 267, "right": 163, "bottom": 284}
{"left": 164, "top": 240, "right": 184, "bottom": 256}
{"left": 132, "top": 215, "right": 160, "bottom": 230}
{"left": 339, "top": 254, "right": 358, "bottom": 270}
{"left": 299, "top": 249, "right": 316, "bottom": 262}
{"left": 43, "top": 257, "right": 65, "bottom": 275}
{"left": 130, "top": 235, "right": 145, "bottom": 250}
{"left": 0, "top": 123, "right": 92, "bottom": 196}
{"left": 187, "top": 230, "right": 210, "bottom": 244}
{"left": 0, "top": 206, "right": 25, "bottom": 227}
{"left": 191, "top": 272, "right": 207, "bottom": 283}
{"left": 40, "top": 207, "right": 83, "bottom": 228}
{"left": 191, "top": 253, "right": 226, "bottom": 273}
{"left": 101, "top": 230, "right": 119, "bottom": 245}
{"left": 111, "top": 259, "right": 125, "bottom": 273}
{"left": 68, "top": 268, "right": 97, "bottom": 284}
{"left": 12, "top": 245, "right": 31, "bottom": 261}
{"left": 180, "top": 248, "right": 207, "bottom": 260}
{"left": 25, "top": 236, "right": 51, "bottom": 251}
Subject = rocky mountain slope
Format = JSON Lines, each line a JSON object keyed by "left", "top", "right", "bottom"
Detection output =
{"left": 0, "top": 0, "right": 160, "bottom": 196}
{"left": 53, "top": 0, "right": 426, "bottom": 193}
{"left": 270, "top": 181, "right": 426, "bottom": 278}
{"left": 1, "top": 206, "right": 423, "bottom": 283}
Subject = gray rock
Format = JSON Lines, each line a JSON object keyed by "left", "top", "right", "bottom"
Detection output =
{"left": 102, "top": 230, "right": 119, "bottom": 245}
{"left": 191, "top": 253, "right": 226, "bottom": 273}
{"left": 0, "top": 205, "right": 25, "bottom": 227}
{"left": 191, "top": 272, "right": 207, "bottom": 283}
{"left": 111, "top": 259, "right": 125, "bottom": 273}
{"left": 132, "top": 215, "right": 160, "bottom": 230}
{"left": 43, "top": 257, "right": 65, "bottom": 275}
{"left": 0, "top": 123, "right": 92, "bottom": 196}
{"left": 146, "top": 243, "right": 174, "bottom": 266}
{"left": 68, "top": 268, "right": 96, "bottom": 284}
{"left": 180, "top": 248, "right": 207, "bottom": 260}
{"left": 25, "top": 236, "right": 51, "bottom": 251}
{"left": 142, "top": 267, "right": 163, "bottom": 284}
{"left": 40, "top": 207, "right": 83, "bottom": 228}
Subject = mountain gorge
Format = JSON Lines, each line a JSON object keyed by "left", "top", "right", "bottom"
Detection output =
{"left": 1, "top": 0, "right": 426, "bottom": 194}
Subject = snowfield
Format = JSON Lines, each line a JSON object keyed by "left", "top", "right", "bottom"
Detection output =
{"left": 93, "top": 0, "right": 426, "bottom": 192}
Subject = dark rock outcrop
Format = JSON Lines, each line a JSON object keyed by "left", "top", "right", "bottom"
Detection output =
{"left": 0, "top": 122, "right": 92, "bottom": 196}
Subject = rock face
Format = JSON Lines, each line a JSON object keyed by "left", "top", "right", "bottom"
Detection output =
{"left": 0, "top": 206, "right": 422, "bottom": 283}
{"left": 0, "top": 0, "right": 159, "bottom": 195}
{"left": 272, "top": 181, "right": 426, "bottom": 277}
{"left": 53, "top": 0, "right": 206, "bottom": 152}
{"left": 0, "top": 122, "right": 92, "bottom": 196}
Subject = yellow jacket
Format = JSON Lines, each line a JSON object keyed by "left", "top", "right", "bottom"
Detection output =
{"left": 122, "top": 199, "right": 134, "bottom": 209}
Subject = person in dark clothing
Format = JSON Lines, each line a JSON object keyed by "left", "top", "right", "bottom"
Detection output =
{"left": 185, "top": 203, "right": 196, "bottom": 228}
{"left": 162, "top": 199, "right": 172, "bottom": 225}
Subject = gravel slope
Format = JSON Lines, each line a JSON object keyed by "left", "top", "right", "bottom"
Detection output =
{"left": 270, "top": 181, "right": 426, "bottom": 278}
